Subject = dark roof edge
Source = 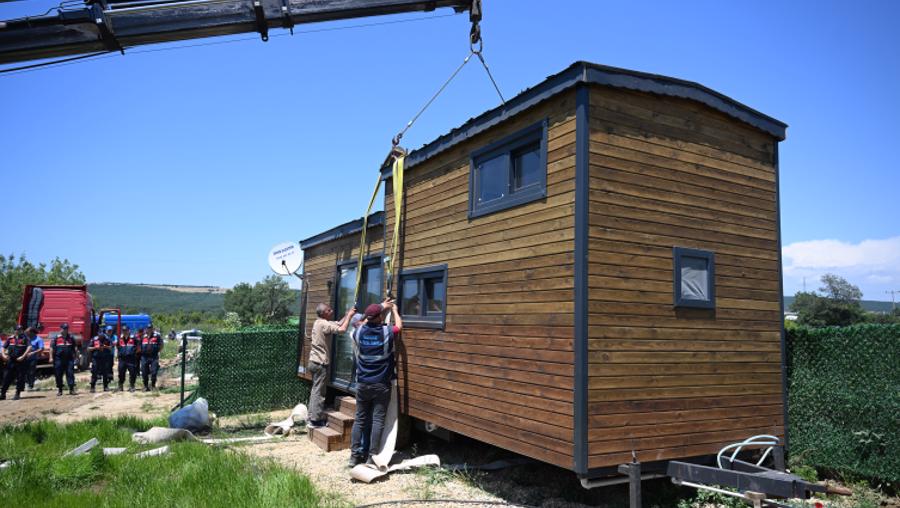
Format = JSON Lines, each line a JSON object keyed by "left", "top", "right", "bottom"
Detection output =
{"left": 382, "top": 61, "right": 786, "bottom": 177}
{"left": 299, "top": 211, "right": 384, "bottom": 250}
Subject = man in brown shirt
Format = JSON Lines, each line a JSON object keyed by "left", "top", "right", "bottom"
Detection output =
{"left": 307, "top": 302, "right": 355, "bottom": 427}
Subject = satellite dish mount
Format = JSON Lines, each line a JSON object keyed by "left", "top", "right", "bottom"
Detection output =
{"left": 268, "top": 242, "right": 304, "bottom": 280}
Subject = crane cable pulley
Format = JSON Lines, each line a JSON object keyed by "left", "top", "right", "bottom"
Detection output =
{"left": 352, "top": 6, "right": 503, "bottom": 309}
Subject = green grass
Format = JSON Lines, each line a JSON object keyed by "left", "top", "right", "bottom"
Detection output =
{"left": 0, "top": 417, "right": 345, "bottom": 508}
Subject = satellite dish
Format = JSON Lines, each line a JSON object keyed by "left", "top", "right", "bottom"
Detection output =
{"left": 268, "top": 242, "right": 303, "bottom": 276}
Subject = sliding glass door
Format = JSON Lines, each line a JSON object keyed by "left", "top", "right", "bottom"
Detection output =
{"left": 331, "top": 258, "right": 382, "bottom": 389}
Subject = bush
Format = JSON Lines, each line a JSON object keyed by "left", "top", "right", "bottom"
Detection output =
{"left": 787, "top": 324, "right": 899, "bottom": 483}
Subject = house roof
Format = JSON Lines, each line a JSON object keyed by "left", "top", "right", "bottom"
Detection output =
{"left": 382, "top": 61, "right": 787, "bottom": 177}
{"left": 299, "top": 211, "right": 384, "bottom": 250}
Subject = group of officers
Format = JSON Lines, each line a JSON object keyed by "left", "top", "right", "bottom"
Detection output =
{"left": 1, "top": 322, "right": 165, "bottom": 400}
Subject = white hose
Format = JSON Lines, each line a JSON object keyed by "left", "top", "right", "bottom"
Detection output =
{"left": 716, "top": 434, "right": 780, "bottom": 469}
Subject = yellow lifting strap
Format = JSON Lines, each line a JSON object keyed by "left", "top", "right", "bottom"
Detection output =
{"left": 352, "top": 154, "right": 405, "bottom": 307}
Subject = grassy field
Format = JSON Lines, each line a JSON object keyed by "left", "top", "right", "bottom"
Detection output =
{"left": 0, "top": 417, "right": 344, "bottom": 508}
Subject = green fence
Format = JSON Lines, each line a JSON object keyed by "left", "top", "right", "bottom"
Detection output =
{"left": 787, "top": 324, "right": 899, "bottom": 482}
{"left": 194, "top": 329, "right": 310, "bottom": 416}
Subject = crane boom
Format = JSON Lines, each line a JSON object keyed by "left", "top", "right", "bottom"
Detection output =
{"left": 0, "top": 0, "right": 476, "bottom": 65}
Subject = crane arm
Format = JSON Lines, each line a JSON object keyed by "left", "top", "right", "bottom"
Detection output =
{"left": 0, "top": 0, "right": 476, "bottom": 65}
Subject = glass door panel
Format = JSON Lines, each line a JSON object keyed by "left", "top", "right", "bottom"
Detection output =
{"left": 331, "top": 265, "right": 357, "bottom": 388}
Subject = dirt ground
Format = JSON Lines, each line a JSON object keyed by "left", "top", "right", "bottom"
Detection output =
{"left": 0, "top": 369, "right": 181, "bottom": 426}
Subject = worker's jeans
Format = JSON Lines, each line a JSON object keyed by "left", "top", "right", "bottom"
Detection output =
{"left": 53, "top": 356, "right": 76, "bottom": 389}
{"left": 350, "top": 382, "right": 392, "bottom": 460}
{"left": 307, "top": 361, "right": 328, "bottom": 423}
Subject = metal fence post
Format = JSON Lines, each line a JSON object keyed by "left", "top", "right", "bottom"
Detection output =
{"left": 180, "top": 333, "right": 187, "bottom": 407}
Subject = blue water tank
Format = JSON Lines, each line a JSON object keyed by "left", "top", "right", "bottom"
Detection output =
{"left": 100, "top": 314, "right": 153, "bottom": 332}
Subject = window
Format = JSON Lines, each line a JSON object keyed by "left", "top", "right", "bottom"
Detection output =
{"left": 469, "top": 120, "right": 548, "bottom": 218}
{"left": 399, "top": 265, "right": 448, "bottom": 329}
{"left": 673, "top": 247, "right": 715, "bottom": 309}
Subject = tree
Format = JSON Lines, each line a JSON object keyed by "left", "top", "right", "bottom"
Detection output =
{"left": 252, "top": 275, "right": 294, "bottom": 324}
{"left": 223, "top": 282, "right": 255, "bottom": 326}
{"left": 0, "top": 254, "right": 86, "bottom": 330}
{"left": 790, "top": 273, "right": 866, "bottom": 327}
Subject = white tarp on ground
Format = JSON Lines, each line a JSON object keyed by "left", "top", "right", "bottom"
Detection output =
{"left": 264, "top": 403, "right": 308, "bottom": 437}
{"left": 350, "top": 381, "right": 440, "bottom": 483}
{"left": 132, "top": 427, "right": 196, "bottom": 444}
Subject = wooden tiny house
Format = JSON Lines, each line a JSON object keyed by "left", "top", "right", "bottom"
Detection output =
{"left": 298, "top": 61, "right": 787, "bottom": 478}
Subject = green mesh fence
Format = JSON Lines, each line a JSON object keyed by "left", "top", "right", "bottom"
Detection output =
{"left": 787, "top": 324, "right": 900, "bottom": 482}
{"left": 194, "top": 329, "right": 310, "bottom": 416}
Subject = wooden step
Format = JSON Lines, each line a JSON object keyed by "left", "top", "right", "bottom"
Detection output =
{"left": 326, "top": 410, "right": 354, "bottom": 435}
{"left": 335, "top": 396, "right": 356, "bottom": 417}
{"left": 309, "top": 426, "right": 348, "bottom": 452}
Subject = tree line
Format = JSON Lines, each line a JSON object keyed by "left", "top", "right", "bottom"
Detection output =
{"left": 789, "top": 273, "right": 900, "bottom": 327}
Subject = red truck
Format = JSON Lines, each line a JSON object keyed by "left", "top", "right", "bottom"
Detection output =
{"left": 16, "top": 285, "right": 121, "bottom": 371}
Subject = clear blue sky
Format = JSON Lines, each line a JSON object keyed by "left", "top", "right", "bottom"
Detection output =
{"left": 2, "top": 1, "right": 899, "bottom": 299}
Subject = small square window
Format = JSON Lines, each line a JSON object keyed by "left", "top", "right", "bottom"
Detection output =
{"left": 469, "top": 120, "right": 548, "bottom": 218}
{"left": 399, "top": 265, "right": 448, "bottom": 329}
{"left": 673, "top": 247, "right": 715, "bottom": 309}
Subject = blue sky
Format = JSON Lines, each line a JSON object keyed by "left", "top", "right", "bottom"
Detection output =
{"left": 1, "top": 0, "right": 898, "bottom": 299}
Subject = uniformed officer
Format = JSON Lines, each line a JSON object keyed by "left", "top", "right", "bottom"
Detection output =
{"left": 88, "top": 329, "right": 113, "bottom": 392}
{"left": 105, "top": 325, "right": 118, "bottom": 383}
{"left": 1, "top": 326, "right": 33, "bottom": 400}
{"left": 140, "top": 325, "right": 163, "bottom": 391}
{"left": 116, "top": 326, "right": 139, "bottom": 392}
{"left": 49, "top": 323, "right": 78, "bottom": 396}
{"left": 25, "top": 326, "right": 45, "bottom": 391}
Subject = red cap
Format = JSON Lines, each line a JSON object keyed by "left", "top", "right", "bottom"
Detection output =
{"left": 364, "top": 304, "right": 384, "bottom": 319}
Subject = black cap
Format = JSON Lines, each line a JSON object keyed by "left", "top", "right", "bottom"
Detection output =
{"left": 60, "top": 323, "right": 69, "bottom": 329}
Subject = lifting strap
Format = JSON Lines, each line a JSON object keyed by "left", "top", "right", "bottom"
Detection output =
{"left": 352, "top": 154, "right": 405, "bottom": 307}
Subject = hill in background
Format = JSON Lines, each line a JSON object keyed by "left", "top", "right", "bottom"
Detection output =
{"left": 89, "top": 283, "right": 300, "bottom": 315}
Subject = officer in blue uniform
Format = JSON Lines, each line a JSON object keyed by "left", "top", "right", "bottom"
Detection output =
{"left": 116, "top": 325, "right": 139, "bottom": 392}
{"left": 49, "top": 323, "right": 78, "bottom": 396}
{"left": 140, "top": 325, "right": 163, "bottom": 391}
{"left": 25, "top": 326, "right": 44, "bottom": 391}
{"left": 1, "top": 326, "right": 34, "bottom": 400}
{"left": 105, "top": 325, "right": 118, "bottom": 384}
{"left": 89, "top": 329, "right": 113, "bottom": 392}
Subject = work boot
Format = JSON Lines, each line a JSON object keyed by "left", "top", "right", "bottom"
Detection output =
{"left": 57, "top": 388, "right": 63, "bottom": 397}
{"left": 128, "top": 385, "right": 135, "bottom": 393}
{"left": 103, "top": 385, "right": 109, "bottom": 392}
{"left": 348, "top": 455, "right": 365, "bottom": 468}
{"left": 116, "top": 382, "right": 123, "bottom": 392}
{"left": 69, "top": 386, "right": 76, "bottom": 396}
{"left": 143, "top": 386, "right": 150, "bottom": 392}
{"left": 90, "top": 385, "right": 96, "bottom": 393}
{"left": 12, "top": 391, "right": 21, "bottom": 400}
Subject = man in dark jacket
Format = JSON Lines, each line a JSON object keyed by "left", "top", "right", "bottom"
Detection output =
{"left": 89, "top": 329, "right": 113, "bottom": 392}
{"left": 1, "top": 326, "right": 33, "bottom": 400}
{"left": 116, "top": 326, "right": 139, "bottom": 392}
{"left": 49, "top": 323, "right": 78, "bottom": 396}
{"left": 140, "top": 325, "right": 163, "bottom": 391}
{"left": 348, "top": 300, "right": 402, "bottom": 467}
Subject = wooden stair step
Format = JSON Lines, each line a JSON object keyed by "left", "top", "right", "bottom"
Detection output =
{"left": 335, "top": 396, "right": 356, "bottom": 417}
{"left": 309, "top": 426, "right": 348, "bottom": 452}
{"left": 326, "top": 410, "right": 354, "bottom": 435}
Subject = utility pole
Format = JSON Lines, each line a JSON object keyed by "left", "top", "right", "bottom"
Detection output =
{"left": 887, "top": 290, "right": 900, "bottom": 313}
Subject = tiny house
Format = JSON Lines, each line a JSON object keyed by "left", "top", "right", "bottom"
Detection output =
{"left": 298, "top": 61, "right": 787, "bottom": 479}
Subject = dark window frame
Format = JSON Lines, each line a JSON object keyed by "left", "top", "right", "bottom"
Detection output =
{"left": 398, "top": 264, "right": 448, "bottom": 330}
{"left": 673, "top": 247, "right": 716, "bottom": 309}
{"left": 330, "top": 254, "right": 383, "bottom": 391}
{"left": 468, "top": 119, "right": 549, "bottom": 219}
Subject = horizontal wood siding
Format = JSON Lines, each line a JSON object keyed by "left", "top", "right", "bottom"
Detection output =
{"left": 387, "top": 90, "right": 578, "bottom": 469}
{"left": 587, "top": 86, "right": 784, "bottom": 469}
{"left": 297, "top": 227, "right": 384, "bottom": 381}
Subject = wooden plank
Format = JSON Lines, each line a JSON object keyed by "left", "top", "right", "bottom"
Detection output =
{"left": 589, "top": 227, "right": 779, "bottom": 264}
{"left": 588, "top": 326, "right": 780, "bottom": 342}
{"left": 451, "top": 279, "right": 574, "bottom": 297}
{"left": 588, "top": 339, "right": 781, "bottom": 353}
{"left": 403, "top": 385, "right": 573, "bottom": 440}
{"left": 589, "top": 394, "right": 784, "bottom": 415}
{"left": 589, "top": 414, "right": 784, "bottom": 442}
{"left": 403, "top": 214, "right": 574, "bottom": 255}
{"left": 407, "top": 353, "right": 572, "bottom": 387}
{"left": 589, "top": 350, "right": 782, "bottom": 364}
{"left": 589, "top": 237, "right": 779, "bottom": 272}
{"left": 404, "top": 363, "right": 572, "bottom": 402}
{"left": 589, "top": 171, "right": 774, "bottom": 222}
{"left": 443, "top": 323, "right": 573, "bottom": 339}
{"left": 586, "top": 301, "right": 781, "bottom": 323}
{"left": 590, "top": 201, "right": 775, "bottom": 241}
{"left": 590, "top": 425, "right": 784, "bottom": 456}
{"left": 405, "top": 344, "right": 573, "bottom": 375}
{"left": 399, "top": 371, "right": 574, "bottom": 418}
{"left": 588, "top": 372, "right": 780, "bottom": 390}
{"left": 448, "top": 288, "right": 573, "bottom": 305}
{"left": 451, "top": 252, "right": 574, "bottom": 277}
{"left": 588, "top": 362, "right": 781, "bottom": 378}
{"left": 588, "top": 314, "right": 780, "bottom": 332}
{"left": 404, "top": 233, "right": 575, "bottom": 269}
{"left": 590, "top": 213, "right": 776, "bottom": 252}
{"left": 402, "top": 329, "right": 574, "bottom": 351}
{"left": 590, "top": 404, "right": 783, "bottom": 428}
{"left": 588, "top": 383, "right": 782, "bottom": 402}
